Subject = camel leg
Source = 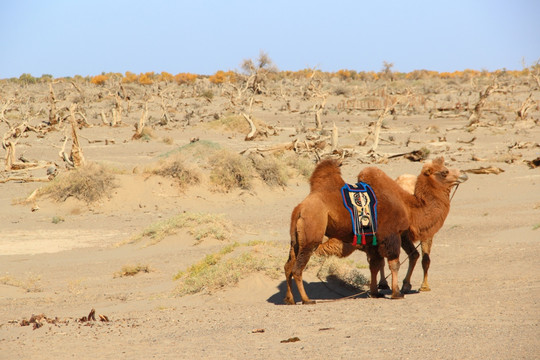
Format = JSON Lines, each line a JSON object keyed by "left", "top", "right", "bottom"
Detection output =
{"left": 419, "top": 237, "right": 433, "bottom": 291}
{"left": 388, "top": 258, "right": 404, "bottom": 299}
{"left": 384, "top": 233, "right": 404, "bottom": 299}
{"left": 400, "top": 232, "right": 420, "bottom": 294}
{"left": 283, "top": 246, "right": 297, "bottom": 305}
{"left": 292, "top": 244, "right": 318, "bottom": 304}
{"left": 378, "top": 265, "right": 390, "bottom": 290}
{"left": 368, "top": 251, "right": 385, "bottom": 298}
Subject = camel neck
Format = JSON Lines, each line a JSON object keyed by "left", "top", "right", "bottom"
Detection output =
{"left": 408, "top": 181, "right": 451, "bottom": 238}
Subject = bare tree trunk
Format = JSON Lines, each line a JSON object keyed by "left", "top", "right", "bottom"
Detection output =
{"left": 68, "top": 104, "right": 85, "bottom": 167}
{"left": 370, "top": 100, "right": 396, "bottom": 153}
{"left": 158, "top": 92, "right": 172, "bottom": 125}
{"left": 0, "top": 98, "right": 13, "bottom": 126}
{"left": 49, "top": 83, "right": 58, "bottom": 125}
{"left": 243, "top": 96, "right": 257, "bottom": 141}
{"left": 100, "top": 111, "right": 109, "bottom": 126}
{"left": 313, "top": 94, "right": 327, "bottom": 130}
{"left": 331, "top": 122, "right": 338, "bottom": 151}
{"left": 3, "top": 122, "right": 42, "bottom": 170}
{"left": 4, "top": 140, "right": 15, "bottom": 171}
{"left": 243, "top": 113, "right": 257, "bottom": 141}
{"left": 467, "top": 82, "right": 498, "bottom": 127}
{"left": 517, "top": 93, "right": 536, "bottom": 120}
{"left": 133, "top": 101, "right": 148, "bottom": 139}
{"left": 70, "top": 80, "right": 85, "bottom": 103}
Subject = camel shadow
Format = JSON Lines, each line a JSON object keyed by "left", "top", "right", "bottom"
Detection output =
{"left": 267, "top": 277, "right": 421, "bottom": 305}
{"left": 267, "top": 276, "right": 370, "bottom": 305}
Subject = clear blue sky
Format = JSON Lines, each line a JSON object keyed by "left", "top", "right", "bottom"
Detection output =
{"left": 1, "top": 0, "right": 539, "bottom": 78}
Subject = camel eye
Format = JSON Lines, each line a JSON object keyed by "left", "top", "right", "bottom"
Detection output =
{"left": 440, "top": 170, "right": 448, "bottom": 177}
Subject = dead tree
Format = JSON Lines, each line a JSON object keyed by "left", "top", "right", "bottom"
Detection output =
{"left": 110, "top": 93, "right": 123, "bottom": 126}
{"left": 302, "top": 70, "right": 329, "bottom": 130}
{"left": 2, "top": 122, "right": 45, "bottom": 171}
{"left": 331, "top": 122, "right": 339, "bottom": 152}
{"left": 517, "top": 93, "right": 536, "bottom": 120}
{"left": 132, "top": 100, "right": 149, "bottom": 140}
{"left": 279, "top": 80, "right": 293, "bottom": 112}
{"left": 59, "top": 104, "right": 85, "bottom": 167}
{"left": 0, "top": 98, "right": 13, "bottom": 126}
{"left": 48, "top": 83, "right": 59, "bottom": 125}
{"left": 242, "top": 96, "right": 262, "bottom": 141}
{"left": 314, "top": 94, "right": 327, "bottom": 130}
{"left": 157, "top": 90, "right": 173, "bottom": 125}
{"left": 370, "top": 97, "right": 398, "bottom": 154}
{"left": 69, "top": 80, "right": 85, "bottom": 104}
{"left": 241, "top": 51, "right": 276, "bottom": 95}
{"left": 467, "top": 81, "right": 499, "bottom": 128}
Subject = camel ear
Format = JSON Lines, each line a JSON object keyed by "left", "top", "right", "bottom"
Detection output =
{"left": 433, "top": 156, "right": 444, "bottom": 165}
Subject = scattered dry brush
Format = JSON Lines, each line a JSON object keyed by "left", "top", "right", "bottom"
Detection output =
{"left": 39, "top": 162, "right": 117, "bottom": 203}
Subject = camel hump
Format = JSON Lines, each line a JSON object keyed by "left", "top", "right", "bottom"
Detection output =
{"left": 395, "top": 174, "right": 417, "bottom": 195}
{"left": 358, "top": 166, "right": 412, "bottom": 201}
{"left": 309, "top": 159, "right": 345, "bottom": 192}
{"left": 357, "top": 166, "right": 390, "bottom": 184}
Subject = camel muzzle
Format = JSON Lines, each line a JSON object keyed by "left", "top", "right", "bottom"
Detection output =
{"left": 457, "top": 173, "right": 469, "bottom": 184}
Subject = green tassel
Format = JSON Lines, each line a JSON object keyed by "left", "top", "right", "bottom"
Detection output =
{"left": 372, "top": 235, "right": 377, "bottom": 246}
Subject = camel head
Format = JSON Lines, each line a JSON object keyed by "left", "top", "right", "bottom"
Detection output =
{"left": 421, "top": 157, "right": 468, "bottom": 192}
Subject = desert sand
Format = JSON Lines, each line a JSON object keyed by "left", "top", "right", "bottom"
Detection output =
{"left": 0, "top": 72, "right": 539, "bottom": 359}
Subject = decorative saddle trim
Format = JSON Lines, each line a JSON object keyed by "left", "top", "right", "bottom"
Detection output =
{"left": 340, "top": 182, "right": 378, "bottom": 246}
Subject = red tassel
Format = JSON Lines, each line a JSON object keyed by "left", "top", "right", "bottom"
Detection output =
{"left": 353, "top": 235, "right": 358, "bottom": 246}
{"left": 361, "top": 233, "right": 366, "bottom": 245}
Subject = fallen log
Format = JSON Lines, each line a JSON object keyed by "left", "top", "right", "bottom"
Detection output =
{"left": 464, "top": 166, "right": 505, "bottom": 175}
{"left": 387, "top": 148, "right": 429, "bottom": 161}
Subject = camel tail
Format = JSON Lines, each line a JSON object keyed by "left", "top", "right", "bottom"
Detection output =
{"left": 315, "top": 238, "right": 356, "bottom": 258}
{"left": 289, "top": 205, "right": 302, "bottom": 254}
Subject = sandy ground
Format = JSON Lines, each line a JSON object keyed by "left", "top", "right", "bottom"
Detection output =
{"left": 0, "top": 78, "right": 539, "bottom": 359}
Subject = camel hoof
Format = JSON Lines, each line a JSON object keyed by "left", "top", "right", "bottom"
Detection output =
{"left": 378, "top": 282, "right": 390, "bottom": 290}
{"left": 302, "top": 299, "right": 316, "bottom": 305}
{"left": 401, "top": 283, "right": 412, "bottom": 294}
{"left": 369, "top": 292, "right": 385, "bottom": 299}
{"left": 419, "top": 285, "right": 431, "bottom": 292}
{"left": 391, "top": 292, "right": 405, "bottom": 299}
{"left": 284, "top": 297, "right": 296, "bottom": 305}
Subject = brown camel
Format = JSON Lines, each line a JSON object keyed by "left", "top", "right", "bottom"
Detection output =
{"left": 378, "top": 170, "right": 466, "bottom": 293}
{"left": 283, "top": 157, "right": 467, "bottom": 304}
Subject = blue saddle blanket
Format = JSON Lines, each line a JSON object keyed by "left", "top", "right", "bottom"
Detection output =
{"left": 340, "top": 182, "right": 378, "bottom": 245}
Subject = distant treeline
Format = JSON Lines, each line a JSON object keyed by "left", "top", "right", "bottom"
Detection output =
{"left": 4, "top": 67, "right": 537, "bottom": 86}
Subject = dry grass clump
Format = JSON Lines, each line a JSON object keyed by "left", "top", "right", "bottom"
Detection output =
{"left": 160, "top": 140, "right": 221, "bottom": 161}
{"left": 283, "top": 153, "right": 315, "bottom": 179}
{"left": 162, "top": 136, "right": 174, "bottom": 145}
{"left": 173, "top": 241, "right": 284, "bottom": 295}
{"left": 136, "top": 127, "right": 155, "bottom": 141}
{"left": 114, "top": 264, "right": 151, "bottom": 278}
{"left": 149, "top": 154, "right": 201, "bottom": 188}
{"left": 315, "top": 256, "right": 369, "bottom": 291}
{"left": 249, "top": 154, "right": 289, "bottom": 187}
{"left": 39, "top": 162, "right": 117, "bottom": 203}
{"left": 207, "top": 113, "right": 267, "bottom": 133}
{"left": 51, "top": 216, "right": 65, "bottom": 224}
{"left": 208, "top": 114, "right": 250, "bottom": 133}
{"left": 209, "top": 151, "right": 254, "bottom": 191}
{"left": 126, "top": 212, "right": 232, "bottom": 246}
{"left": 0, "top": 274, "right": 42, "bottom": 292}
